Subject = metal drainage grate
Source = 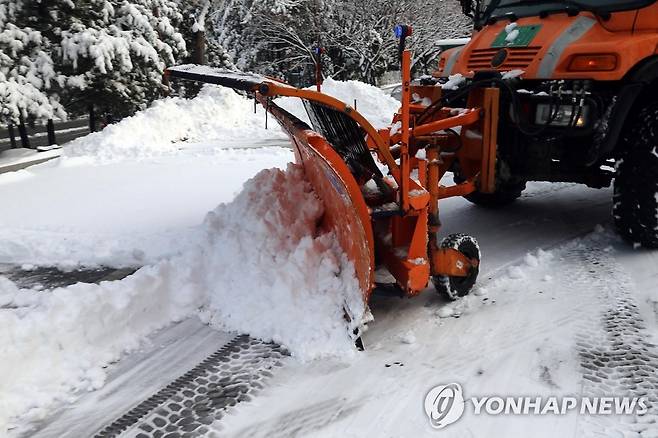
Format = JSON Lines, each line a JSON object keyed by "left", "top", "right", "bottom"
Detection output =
{"left": 96, "top": 335, "right": 287, "bottom": 437}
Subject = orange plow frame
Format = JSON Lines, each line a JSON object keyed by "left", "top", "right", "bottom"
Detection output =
{"left": 166, "top": 52, "right": 500, "bottom": 304}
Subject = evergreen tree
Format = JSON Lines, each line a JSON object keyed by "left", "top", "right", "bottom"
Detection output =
{"left": 0, "top": 0, "right": 64, "bottom": 125}
{"left": 1, "top": 0, "right": 189, "bottom": 123}
{"left": 56, "top": 0, "right": 187, "bottom": 118}
{"left": 0, "top": 0, "right": 470, "bottom": 126}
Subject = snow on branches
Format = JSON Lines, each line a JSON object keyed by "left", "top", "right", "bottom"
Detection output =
{"left": 0, "top": 0, "right": 189, "bottom": 124}
{"left": 0, "top": 0, "right": 470, "bottom": 124}
{"left": 0, "top": 1, "right": 64, "bottom": 124}
{"left": 56, "top": 0, "right": 187, "bottom": 117}
{"left": 212, "top": 0, "right": 471, "bottom": 85}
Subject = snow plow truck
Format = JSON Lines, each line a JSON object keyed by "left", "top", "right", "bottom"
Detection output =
{"left": 165, "top": 0, "right": 658, "bottom": 314}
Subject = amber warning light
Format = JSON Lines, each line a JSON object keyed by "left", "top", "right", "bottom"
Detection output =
{"left": 568, "top": 54, "right": 618, "bottom": 72}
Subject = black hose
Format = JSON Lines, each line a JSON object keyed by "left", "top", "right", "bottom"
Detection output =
{"left": 418, "top": 77, "right": 563, "bottom": 137}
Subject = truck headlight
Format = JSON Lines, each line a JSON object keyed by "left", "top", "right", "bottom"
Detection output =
{"left": 535, "top": 103, "right": 588, "bottom": 128}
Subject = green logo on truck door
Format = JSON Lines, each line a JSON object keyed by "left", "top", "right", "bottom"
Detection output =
{"left": 492, "top": 25, "right": 541, "bottom": 48}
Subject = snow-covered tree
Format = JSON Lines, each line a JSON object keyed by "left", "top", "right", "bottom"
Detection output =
{"left": 0, "top": 0, "right": 192, "bottom": 123}
{"left": 323, "top": 0, "right": 403, "bottom": 83}
{"left": 178, "top": 0, "right": 234, "bottom": 68}
{"left": 54, "top": 0, "right": 188, "bottom": 117}
{"left": 171, "top": 0, "right": 235, "bottom": 97}
{"left": 0, "top": 0, "right": 65, "bottom": 125}
{"left": 0, "top": 0, "right": 469, "bottom": 126}
{"left": 1, "top": 0, "right": 190, "bottom": 124}
{"left": 211, "top": 0, "right": 326, "bottom": 85}
{"left": 255, "top": 0, "right": 321, "bottom": 76}
{"left": 404, "top": 0, "right": 471, "bottom": 73}
{"left": 211, "top": 0, "right": 471, "bottom": 85}
{"left": 212, "top": 0, "right": 258, "bottom": 71}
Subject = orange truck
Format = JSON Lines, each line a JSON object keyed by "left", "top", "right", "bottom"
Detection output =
{"left": 166, "top": 4, "right": 658, "bottom": 318}
{"left": 437, "top": 0, "right": 658, "bottom": 247}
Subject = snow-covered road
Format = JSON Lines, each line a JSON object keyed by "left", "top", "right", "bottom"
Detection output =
{"left": 28, "top": 179, "right": 657, "bottom": 438}
{"left": 219, "top": 184, "right": 652, "bottom": 438}
{"left": 3, "top": 81, "right": 657, "bottom": 437}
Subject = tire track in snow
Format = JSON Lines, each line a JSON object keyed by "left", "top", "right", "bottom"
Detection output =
{"left": 568, "top": 238, "right": 658, "bottom": 437}
{"left": 95, "top": 335, "right": 287, "bottom": 437}
{"left": 379, "top": 231, "right": 657, "bottom": 437}
{"left": 446, "top": 233, "right": 658, "bottom": 435}
{"left": 433, "top": 309, "right": 589, "bottom": 375}
{"left": 426, "top": 247, "right": 594, "bottom": 374}
{"left": 227, "top": 397, "right": 365, "bottom": 438}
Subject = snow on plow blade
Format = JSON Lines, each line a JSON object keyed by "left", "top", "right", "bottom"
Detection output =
{"left": 166, "top": 65, "right": 376, "bottom": 302}
{"left": 263, "top": 102, "right": 375, "bottom": 302}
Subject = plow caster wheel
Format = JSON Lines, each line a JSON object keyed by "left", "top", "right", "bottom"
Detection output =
{"left": 433, "top": 233, "right": 480, "bottom": 301}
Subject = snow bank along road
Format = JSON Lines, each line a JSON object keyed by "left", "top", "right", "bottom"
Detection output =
{"left": 2, "top": 81, "right": 657, "bottom": 437}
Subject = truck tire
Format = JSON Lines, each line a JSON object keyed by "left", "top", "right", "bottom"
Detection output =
{"left": 463, "top": 180, "right": 526, "bottom": 208}
{"left": 613, "top": 103, "right": 658, "bottom": 248}
{"left": 453, "top": 159, "right": 526, "bottom": 208}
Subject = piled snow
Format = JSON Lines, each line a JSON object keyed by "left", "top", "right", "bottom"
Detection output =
{"left": 441, "top": 73, "right": 466, "bottom": 90}
{"left": 277, "top": 77, "right": 400, "bottom": 129}
{"left": 0, "top": 77, "right": 401, "bottom": 430}
{"left": 63, "top": 85, "right": 286, "bottom": 163}
{"left": 62, "top": 78, "right": 399, "bottom": 164}
{"left": 505, "top": 22, "right": 520, "bottom": 44}
{"left": 0, "top": 147, "right": 294, "bottom": 268}
{"left": 0, "top": 164, "right": 369, "bottom": 432}
{"left": 0, "top": 263, "right": 201, "bottom": 430}
{"left": 197, "top": 164, "right": 369, "bottom": 357}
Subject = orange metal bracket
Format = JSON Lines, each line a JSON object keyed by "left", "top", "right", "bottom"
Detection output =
{"left": 375, "top": 229, "right": 430, "bottom": 295}
{"left": 389, "top": 109, "right": 481, "bottom": 145}
{"left": 458, "top": 87, "right": 500, "bottom": 193}
{"left": 437, "top": 180, "right": 477, "bottom": 199}
{"left": 400, "top": 50, "right": 412, "bottom": 212}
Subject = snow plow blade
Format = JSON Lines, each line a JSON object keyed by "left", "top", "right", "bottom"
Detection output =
{"left": 264, "top": 100, "right": 376, "bottom": 302}
{"left": 166, "top": 65, "right": 269, "bottom": 92}
{"left": 167, "top": 58, "right": 498, "bottom": 305}
{"left": 166, "top": 65, "right": 376, "bottom": 302}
